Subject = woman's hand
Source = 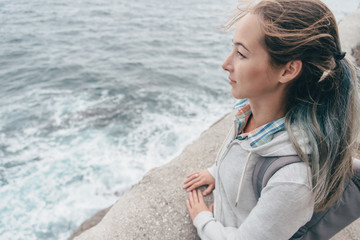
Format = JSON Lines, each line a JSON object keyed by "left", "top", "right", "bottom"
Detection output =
{"left": 186, "top": 189, "right": 212, "bottom": 221}
{"left": 183, "top": 169, "right": 215, "bottom": 196}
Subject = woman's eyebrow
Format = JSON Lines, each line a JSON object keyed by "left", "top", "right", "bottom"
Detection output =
{"left": 232, "top": 40, "right": 251, "bottom": 53}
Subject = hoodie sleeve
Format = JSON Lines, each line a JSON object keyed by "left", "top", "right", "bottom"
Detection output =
{"left": 207, "top": 163, "right": 216, "bottom": 179}
{"left": 193, "top": 211, "right": 238, "bottom": 239}
{"left": 192, "top": 163, "right": 314, "bottom": 240}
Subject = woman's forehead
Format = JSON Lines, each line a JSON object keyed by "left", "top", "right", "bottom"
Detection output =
{"left": 233, "top": 13, "right": 264, "bottom": 52}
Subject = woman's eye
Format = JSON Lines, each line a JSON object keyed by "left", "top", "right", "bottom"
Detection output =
{"left": 237, "top": 51, "right": 246, "bottom": 58}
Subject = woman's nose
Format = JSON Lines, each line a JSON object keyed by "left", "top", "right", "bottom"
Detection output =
{"left": 222, "top": 55, "right": 232, "bottom": 72}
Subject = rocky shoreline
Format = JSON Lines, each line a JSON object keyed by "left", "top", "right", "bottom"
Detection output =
{"left": 70, "top": 7, "right": 360, "bottom": 240}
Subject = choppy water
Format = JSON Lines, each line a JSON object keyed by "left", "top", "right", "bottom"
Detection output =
{"left": 0, "top": 0, "right": 359, "bottom": 239}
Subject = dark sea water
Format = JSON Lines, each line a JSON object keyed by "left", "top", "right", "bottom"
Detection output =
{"left": 0, "top": 0, "right": 359, "bottom": 239}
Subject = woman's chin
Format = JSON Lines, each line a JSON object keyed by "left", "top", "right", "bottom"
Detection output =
{"left": 231, "top": 90, "right": 245, "bottom": 99}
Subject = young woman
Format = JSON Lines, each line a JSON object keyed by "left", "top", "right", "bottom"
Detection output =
{"left": 183, "top": 0, "right": 360, "bottom": 239}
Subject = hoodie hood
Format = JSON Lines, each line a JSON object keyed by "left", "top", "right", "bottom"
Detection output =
{"left": 234, "top": 124, "right": 312, "bottom": 206}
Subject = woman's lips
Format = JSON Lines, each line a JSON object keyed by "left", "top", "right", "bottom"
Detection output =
{"left": 229, "top": 77, "right": 237, "bottom": 85}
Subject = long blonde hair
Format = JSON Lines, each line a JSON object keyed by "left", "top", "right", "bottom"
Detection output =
{"left": 226, "top": 0, "right": 360, "bottom": 211}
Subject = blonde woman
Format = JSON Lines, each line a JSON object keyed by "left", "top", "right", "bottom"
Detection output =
{"left": 183, "top": 0, "right": 360, "bottom": 239}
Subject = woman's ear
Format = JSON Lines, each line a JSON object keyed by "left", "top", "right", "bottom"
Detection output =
{"left": 279, "top": 60, "right": 302, "bottom": 84}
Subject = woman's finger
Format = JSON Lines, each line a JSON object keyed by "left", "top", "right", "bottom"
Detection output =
{"left": 186, "top": 171, "right": 200, "bottom": 178}
{"left": 184, "top": 176, "right": 196, "bottom": 185}
{"left": 186, "top": 199, "right": 192, "bottom": 209}
{"left": 203, "top": 183, "right": 214, "bottom": 195}
{"left": 192, "top": 190, "right": 199, "bottom": 204}
{"left": 186, "top": 179, "right": 206, "bottom": 192}
{"left": 183, "top": 178, "right": 202, "bottom": 189}
{"left": 184, "top": 178, "right": 199, "bottom": 188}
{"left": 197, "top": 189, "right": 204, "bottom": 203}
{"left": 184, "top": 176, "right": 193, "bottom": 184}
{"left": 188, "top": 192, "right": 194, "bottom": 206}
{"left": 184, "top": 172, "right": 200, "bottom": 184}
{"left": 187, "top": 181, "right": 202, "bottom": 192}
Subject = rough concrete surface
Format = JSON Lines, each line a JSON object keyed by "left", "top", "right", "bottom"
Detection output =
{"left": 71, "top": 7, "right": 360, "bottom": 240}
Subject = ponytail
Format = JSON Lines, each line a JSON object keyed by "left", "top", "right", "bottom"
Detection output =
{"left": 286, "top": 57, "right": 360, "bottom": 211}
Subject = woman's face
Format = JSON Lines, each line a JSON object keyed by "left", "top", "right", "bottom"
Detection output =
{"left": 222, "top": 13, "right": 283, "bottom": 100}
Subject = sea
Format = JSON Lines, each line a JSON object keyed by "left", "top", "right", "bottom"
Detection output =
{"left": 1, "top": 0, "right": 359, "bottom": 239}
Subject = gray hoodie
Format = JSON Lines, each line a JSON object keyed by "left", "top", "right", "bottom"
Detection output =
{"left": 193, "top": 120, "right": 314, "bottom": 240}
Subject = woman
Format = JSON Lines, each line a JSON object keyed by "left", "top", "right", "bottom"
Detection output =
{"left": 183, "top": 0, "right": 360, "bottom": 239}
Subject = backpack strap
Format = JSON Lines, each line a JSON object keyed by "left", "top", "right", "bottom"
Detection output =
{"left": 252, "top": 156, "right": 360, "bottom": 240}
{"left": 252, "top": 155, "right": 303, "bottom": 200}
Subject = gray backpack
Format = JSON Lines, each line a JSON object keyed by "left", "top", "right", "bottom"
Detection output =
{"left": 252, "top": 155, "right": 360, "bottom": 240}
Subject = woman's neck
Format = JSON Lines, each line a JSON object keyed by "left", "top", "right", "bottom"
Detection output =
{"left": 244, "top": 95, "right": 286, "bottom": 133}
